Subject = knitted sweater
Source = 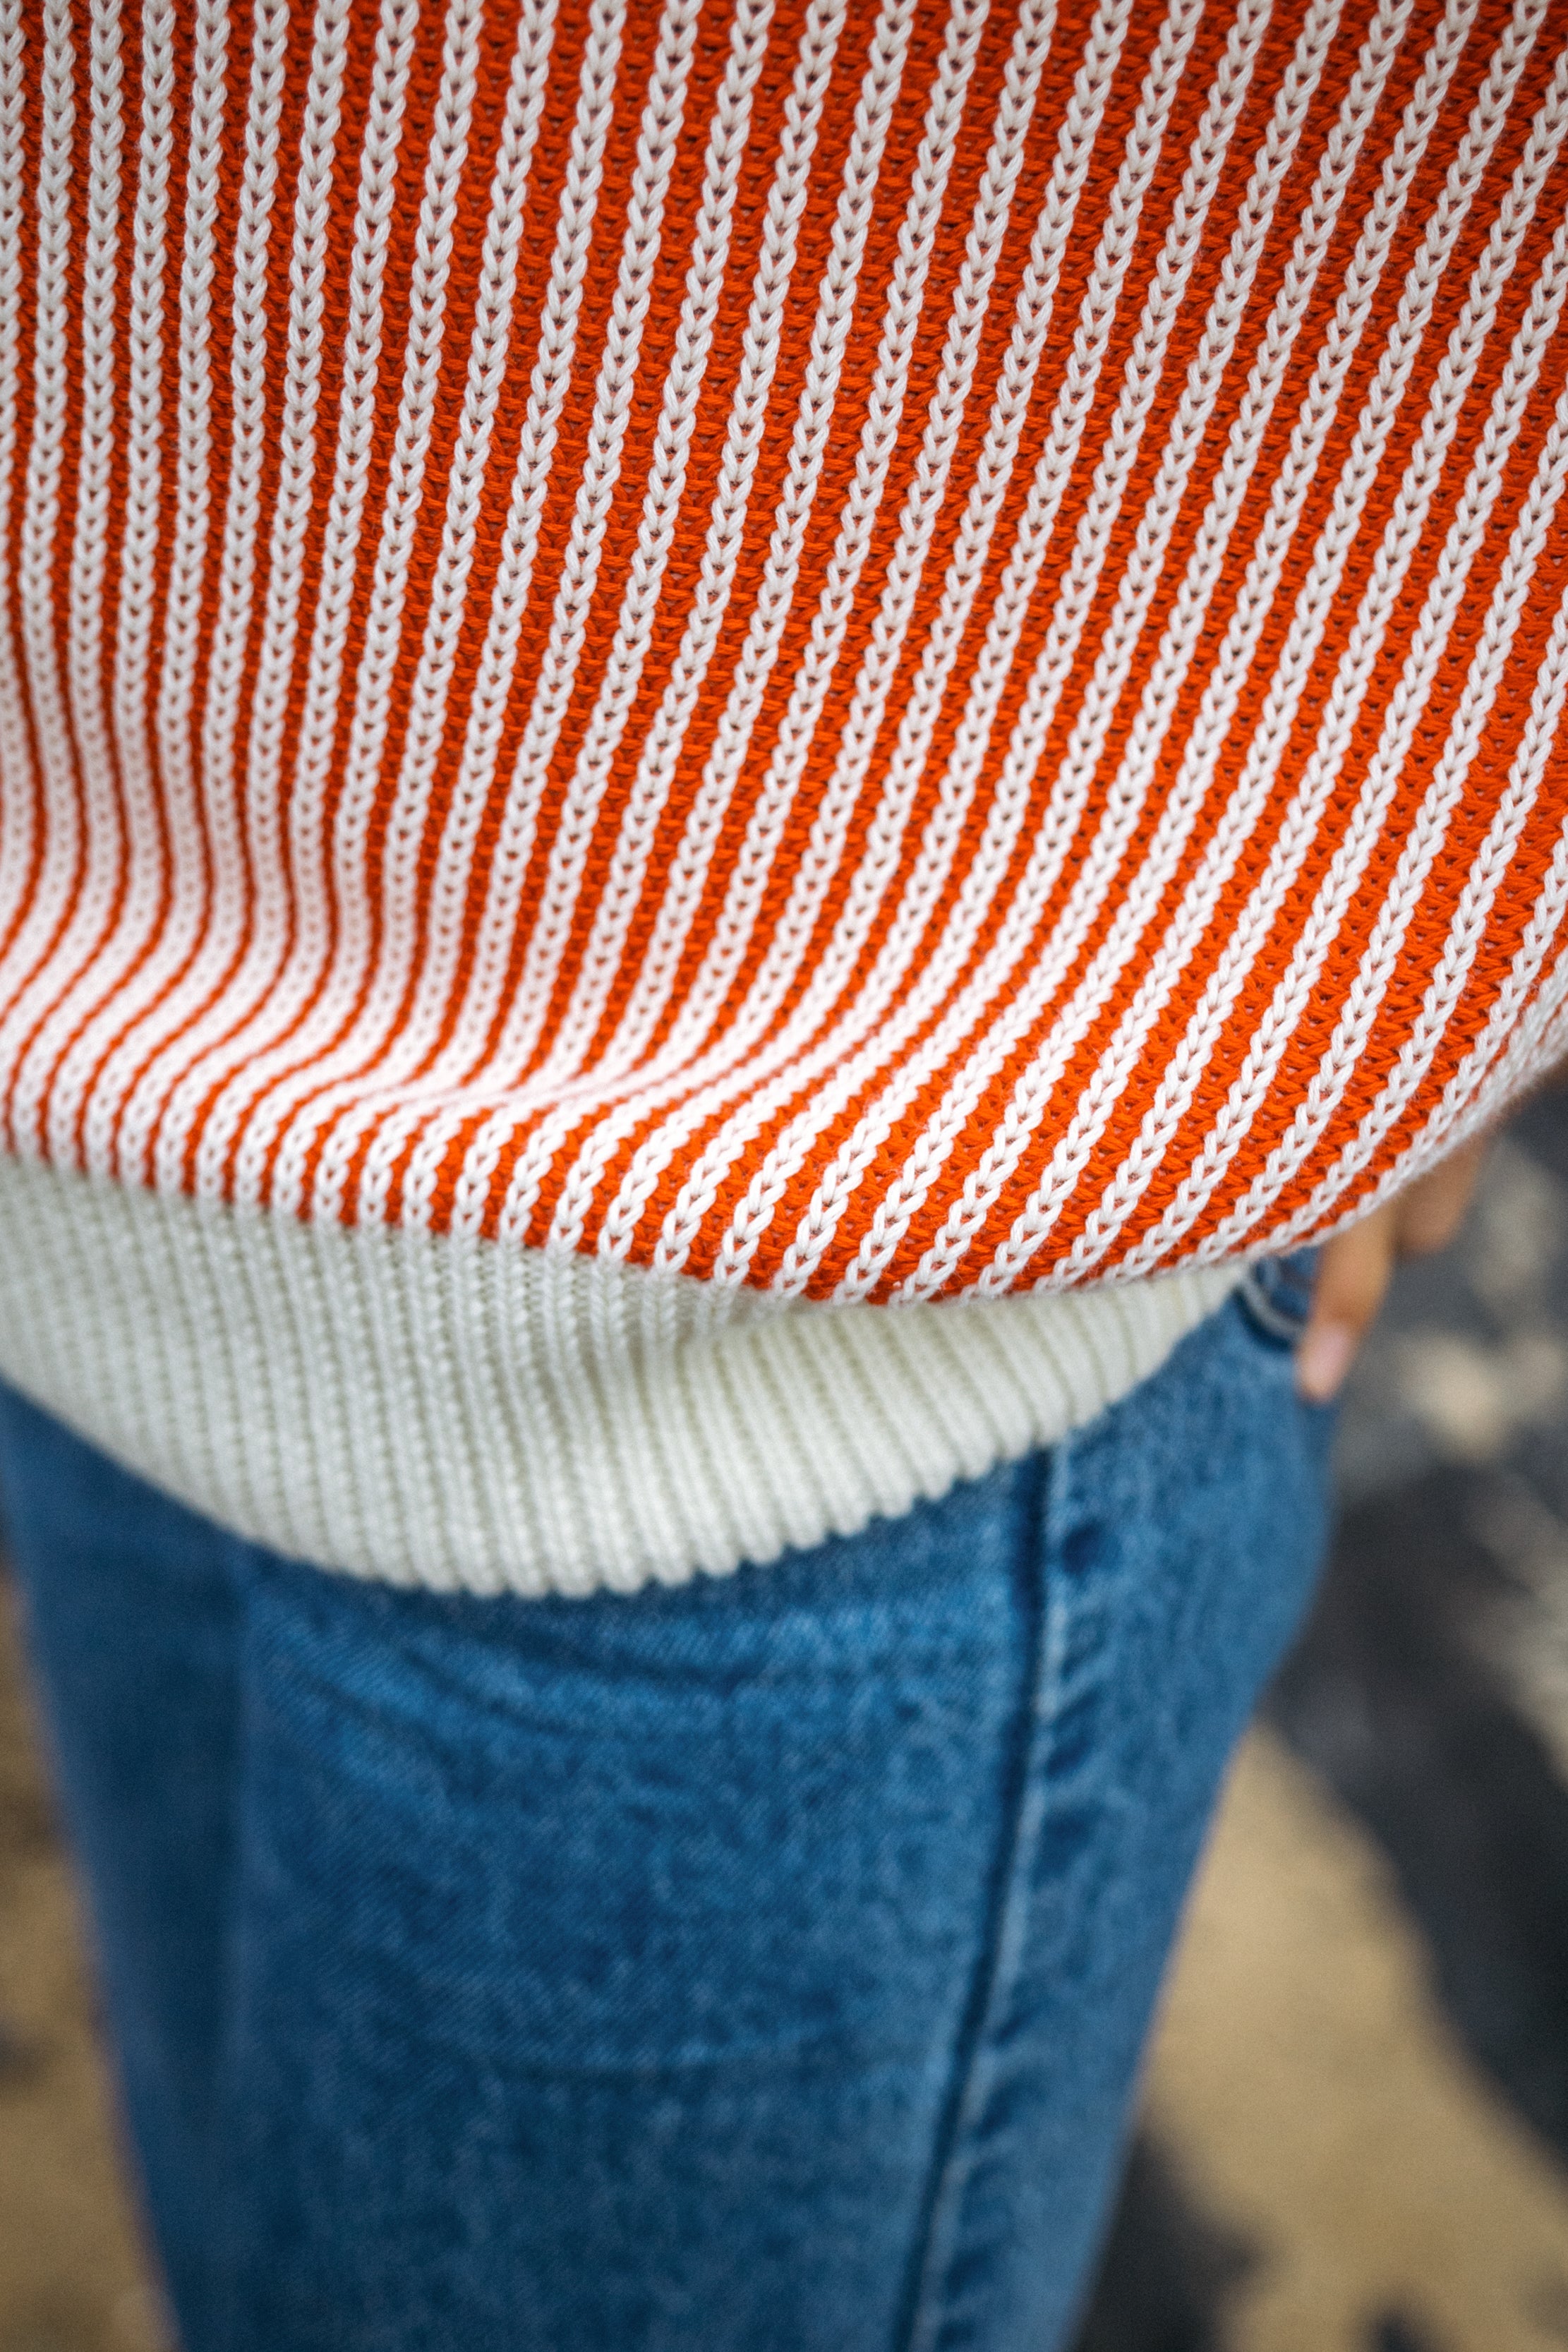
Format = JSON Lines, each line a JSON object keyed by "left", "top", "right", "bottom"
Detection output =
{"left": 1, "top": 0, "right": 1564, "bottom": 1592}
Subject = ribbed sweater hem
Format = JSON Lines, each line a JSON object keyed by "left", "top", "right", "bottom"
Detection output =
{"left": 0, "top": 1157, "right": 1238, "bottom": 1597}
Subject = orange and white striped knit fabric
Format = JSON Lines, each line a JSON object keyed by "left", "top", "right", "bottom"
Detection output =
{"left": 2, "top": 0, "right": 1568, "bottom": 1313}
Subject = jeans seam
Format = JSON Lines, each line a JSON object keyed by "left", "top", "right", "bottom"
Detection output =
{"left": 204, "top": 1537, "right": 253, "bottom": 2352}
{"left": 1236, "top": 1249, "right": 1317, "bottom": 1349}
{"left": 896, "top": 1450, "right": 1059, "bottom": 2352}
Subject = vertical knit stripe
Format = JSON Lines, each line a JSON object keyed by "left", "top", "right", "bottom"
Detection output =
{"left": 1, "top": 0, "right": 1566, "bottom": 1303}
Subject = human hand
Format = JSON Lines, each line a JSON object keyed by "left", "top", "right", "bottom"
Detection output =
{"left": 1293, "top": 1138, "right": 1490, "bottom": 1404}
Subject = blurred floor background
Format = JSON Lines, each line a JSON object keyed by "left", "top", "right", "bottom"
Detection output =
{"left": 4, "top": 1094, "right": 1568, "bottom": 2351}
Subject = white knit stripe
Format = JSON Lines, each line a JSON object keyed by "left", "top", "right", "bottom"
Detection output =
{"left": 981, "top": 0, "right": 1554, "bottom": 1289}
{"left": 1323, "top": 863, "right": 1568, "bottom": 1244}
{"left": 899, "top": 0, "right": 1483, "bottom": 1298}
{"left": 59, "top": 0, "right": 228, "bottom": 1181}
{"left": 392, "top": 0, "right": 850, "bottom": 1241}
{"left": 577, "top": 0, "right": 1178, "bottom": 1270}
{"left": 717, "top": 0, "right": 1291, "bottom": 1295}
{"left": 788, "top": 0, "right": 1346, "bottom": 1301}
{"left": 7, "top": 0, "right": 131, "bottom": 1170}
{"left": 1020, "top": 23, "right": 1567, "bottom": 1291}
{"left": 1380, "top": 776, "right": 1568, "bottom": 1191}
{"left": 1468, "top": 918, "right": 1568, "bottom": 1119}
{"left": 448, "top": 0, "right": 750, "bottom": 1096}
{"left": 538, "top": 0, "right": 1135, "bottom": 1259}
{"left": 2, "top": 0, "right": 1562, "bottom": 1380}
{"left": 1042, "top": 37, "right": 1568, "bottom": 1287}
{"left": 241, "top": 0, "right": 625, "bottom": 1221}
{"left": 360, "top": 0, "right": 770, "bottom": 1235}
{"left": 1152, "top": 428, "right": 1568, "bottom": 1270}
{"left": 828, "top": 0, "right": 1413, "bottom": 1300}
{"left": 444, "top": 0, "right": 919, "bottom": 1242}
{"left": 531, "top": 1246, "right": 614, "bottom": 1579}
{"left": 622, "top": 0, "right": 1001, "bottom": 1065}
{"left": 134, "top": 0, "right": 464, "bottom": 1211}
{"left": 957, "top": 0, "right": 1482, "bottom": 1293}
{"left": 0, "top": 0, "right": 33, "bottom": 958}
{"left": 1109, "top": 209, "right": 1568, "bottom": 1279}
{"left": 315, "top": 0, "right": 566, "bottom": 1231}
{"left": 613, "top": 0, "right": 1094, "bottom": 1262}
{"left": 1189, "top": 385, "right": 1568, "bottom": 1262}
{"left": 181, "top": 0, "right": 596, "bottom": 1221}
{"left": 484, "top": 0, "right": 941, "bottom": 1247}
{"left": 536, "top": 0, "right": 849, "bottom": 1067}
{"left": 301, "top": 0, "right": 696, "bottom": 1230}
{"left": 147, "top": 0, "right": 355, "bottom": 1207}
{"left": 545, "top": 0, "right": 1059, "bottom": 1267}
{"left": 363, "top": 0, "right": 670, "bottom": 1206}
{"left": 1531, "top": 994, "right": 1568, "bottom": 1077}
{"left": 147, "top": 0, "right": 226, "bottom": 934}
{"left": 547, "top": 0, "right": 917, "bottom": 1109}
{"left": 394, "top": 0, "right": 846, "bottom": 1236}
{"left": 78, "top": 0, "right": 223, "bottom": 1171}
{"left": 581, "top": 0, "right": 924, "bottom": 1082}
{"left": 214, "top": 0, "right": 493, "bottom": 1217}
{"left": 912, "top": 0, "right": 1491, "bottom": 1301}
{"left": 95, "top": 0, "right": 289, "bottom": 1186}
{"left": 215, "top": 0, "right": 480, "bottom": 1216}
{"left": 699, "top": 0, "right": 1071, "bottom": 1284}
{"left": 115, "top": 0, "right": 348, "bottom": 1197}
{"left": 142, "top": 0, "right": 423, "bottom": 1203}
{"left": 278, "top": 0, "right": 424, "bottom": 991}
{"left": 1270, "top": 572, "right": 1568, "bottom": 1245}
{"left": 0, "top": 0, "right": 79, "bottom": 1150}
{"left": 1383, "top": 807, "right": 1568, "bottom": 1200}
{"left": 586, "top": 0, "right": 1200, "bottom": 1274}
{"left": 380, "top": 0, "right": 771, "bottom": 1241}
{"left": 316, "top": 0, "right": 703, "bottom": 1236}
{"left": 480, "top": 0, "right": 786, "bottom": 1099}
{"left": 1106, "top": 191, "right": 1568, "bottom": 1281}
{"left": 88, "top": 0, "right": 176, "bottom": 1130}
{"left": 646, "top": 0, "right": 1306, "bottom": 1293}
{"left": 509, "top": 0, "right": 987, "bottom": 1260}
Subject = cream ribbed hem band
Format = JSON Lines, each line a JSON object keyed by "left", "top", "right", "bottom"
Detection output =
{"left": 0, "top": 1157, "right": 1237, "bottom": 1598}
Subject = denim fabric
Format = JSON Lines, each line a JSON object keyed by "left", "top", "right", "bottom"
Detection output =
{"left": 0, "top": 1265, "right": 1332, "bottom": 2352}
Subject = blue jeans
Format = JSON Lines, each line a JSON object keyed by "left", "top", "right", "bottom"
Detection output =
{"left": 0, "top": 1260, "right": 1330, "bottom": 2352}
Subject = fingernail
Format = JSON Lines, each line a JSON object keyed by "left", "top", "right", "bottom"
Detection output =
{"left": 1295, "top": 1320, "right": 1357, "bottom": 1403}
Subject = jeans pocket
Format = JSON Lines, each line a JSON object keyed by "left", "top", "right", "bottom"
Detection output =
{"left": 1234, "top": 1247, "right": 1319, "bottom": 1352}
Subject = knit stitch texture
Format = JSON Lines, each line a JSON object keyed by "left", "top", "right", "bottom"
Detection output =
{"left": 2, "top": 0, "right": 1566, "bottom": 1301}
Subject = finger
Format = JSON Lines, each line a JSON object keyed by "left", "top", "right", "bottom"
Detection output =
{"left": 1295, "top": 1205, "right": 1398, "bottom": 1404}
{"left": 1392, "top": 1135, "right": 1488, "bottom": 1258}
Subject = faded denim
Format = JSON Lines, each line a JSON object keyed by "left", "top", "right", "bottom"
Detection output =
{"left": 0, "top": 1258, "right": 1330, "bottom": 2352}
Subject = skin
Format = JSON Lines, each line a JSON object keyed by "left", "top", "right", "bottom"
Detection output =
{"left": 1295, "top": 1135, "right": 1491, "bottom": 1404}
